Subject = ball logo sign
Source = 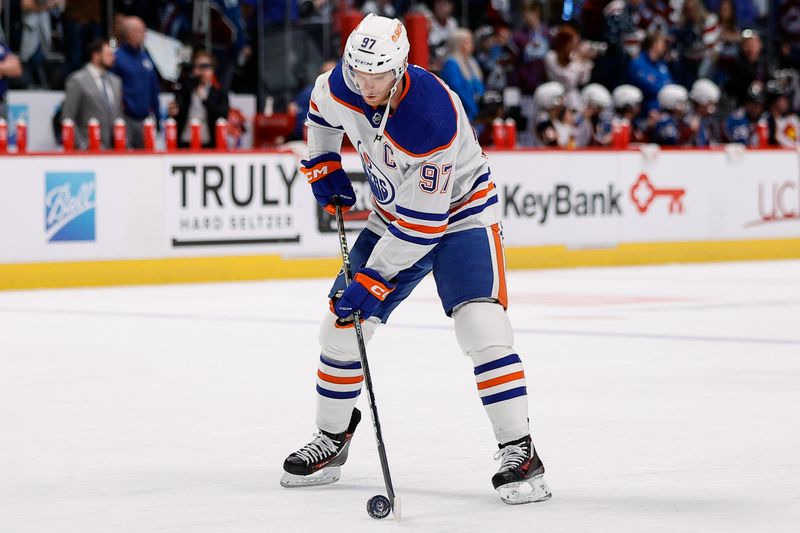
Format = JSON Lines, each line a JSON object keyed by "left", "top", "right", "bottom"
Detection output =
{"left": 45, "top": 172, "right": 96, "bottom": 242}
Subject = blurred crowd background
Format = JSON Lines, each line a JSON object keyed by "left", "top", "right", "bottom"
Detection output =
{"left": 1, "top": 0, "right": 800, "bottom": 148}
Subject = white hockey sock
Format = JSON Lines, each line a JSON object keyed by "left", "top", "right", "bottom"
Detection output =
{"left": 473, "top": 349, "right": 530, "bottom": 444}
{"left": 454, "top": 302, "right": 530, "bottom": 444}
{"left": 315, "top": 354, "right": 363, "bottom": 434}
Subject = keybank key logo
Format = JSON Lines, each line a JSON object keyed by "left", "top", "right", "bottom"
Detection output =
{"left": 45, "top": 172, "right": 96, "bottom": 242}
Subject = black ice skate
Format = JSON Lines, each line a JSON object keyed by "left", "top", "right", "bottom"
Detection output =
{"left": 492, "top": 435, "right": 552, "bottom": 504}
{"left": 280, "top": 408, "right": 361, "bottom": 488}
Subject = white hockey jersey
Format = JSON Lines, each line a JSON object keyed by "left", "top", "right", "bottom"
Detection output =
{"left": 306, "top": 62, "right": 500, "bottom": 279}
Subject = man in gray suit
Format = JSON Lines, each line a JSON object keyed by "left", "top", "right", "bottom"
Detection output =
{"left": 62, "top": 38, "right": 123, "bottom": 149}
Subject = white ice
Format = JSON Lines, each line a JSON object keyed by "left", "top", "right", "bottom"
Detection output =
{"left": 1, "top": 260, "right": 799, "bottom": 532}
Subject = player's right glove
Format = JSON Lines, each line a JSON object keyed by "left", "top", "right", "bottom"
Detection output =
{"left": 333, "top": 268, "right": 396, "bottom": 320}
{"left": 300, "top": 153, "right": 356, "bottom": 215}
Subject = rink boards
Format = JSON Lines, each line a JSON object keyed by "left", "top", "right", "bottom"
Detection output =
{"left": 1, "top": 147, "right": 799, "bottom": 289}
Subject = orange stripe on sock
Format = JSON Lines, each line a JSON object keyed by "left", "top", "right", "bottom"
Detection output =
{"left": 317, "top": 370, "right": 364, "bottom": 385}
{"left": 477, "top": 371, "right": 525, "bottom": 391}
{"left": 491, "top": 223, "right": 508, "bottom": 309}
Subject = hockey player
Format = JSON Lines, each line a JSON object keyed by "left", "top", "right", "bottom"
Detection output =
{"left": 724, "top": 81, "right": 765, "bottom": 146}
{"left": 611, "top": 84, "right": 650, "bottom": 143}
{"left": 764, "top": 77, "right": 800, "bottom": 147}
{"left": 649, "top": 84, "right": 696, "bottom": 145}
{"left": 575, "top": 83, "right": 614, "bottom": 147}
{"left": 532, "top": 80, "right": 577, "bottom": 147}
{"left": 687, "top": 78, "right": 721, "bottom": 147}
{"left": 280, "top": 14, "right": 551, "bottom": 505}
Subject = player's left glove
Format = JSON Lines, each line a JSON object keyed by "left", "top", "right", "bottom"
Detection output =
{"left": 300, "top": 153, "right": 356, "bottom": 215}
{"left": 333, "top": 268, "right": 396, "bottom": 320}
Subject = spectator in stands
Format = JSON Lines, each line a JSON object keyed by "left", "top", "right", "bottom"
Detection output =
{"left": 703, "top": 0, "right": 757, "bottom": 30}
{"left": 440, "top": 29, "right": 485, "bottom": 122}
{"left": 0, "top": 35, "right": 22, "bottom": 120}
{"left": 544, "top": 25, "right": 595, "bottom": 112}
{"left": 724, "top": 80, "right": 765, "bottom": 145}
{"left": 474, "top": 25, "right": 514, "bottom": 94}
{"left": 426, "top": 0, "right": 458, "bottom": 72}
{"left": 62, "top": 0, "right": 103, "bottom": 77}
{"left": 724, "top": 29, "right": 771, "bottom": 106}
{"left": 242, "top": 0, "right": 321, "bottom": 109}
{"left": 20, "top": 0, "right": 64, "bottom": 89}
{"left": 636, "top": 0, "right": 673, "bottom": 35}
{"left": 532, "top": 80, "right": 577, "bottom": 147}
{"left": 157, "top": 0, "right": 192, "bottom": 41}
{"left": 289, "top": 60, "right": 336, "bottom": 141}
{"left": 628, "top": 32, "right": 674, "bottom": 113}
{"left": 205, "top": 0, "right": 248, "bottom": 92}
{"left": 510, "top": 0, "right": 550, "bottom": 96}
{"left": 168, "top": 50, "right": 230, "bottom": 149}
{"left": 61, "top": 38, "right": 123, "bottom": 149}
{"left": 594, "top": 0, "right": 642, "bottom": 89}
{"left": 113, "top": 16, "right": 161, "bottom": 148}
{"left": 671, "top": 0, "right": 719, "bottom": 86}
{"left": 716, "top": 0, "right": 742, "bottom": 68}
{"left": 764, "top": 77, "right": 800, "bottom": 147}
{"left": 650, "top": 84, "right": 696, "bottom": 145}
{"left": 687, "top": 78, "right": 722, "bottom": 146}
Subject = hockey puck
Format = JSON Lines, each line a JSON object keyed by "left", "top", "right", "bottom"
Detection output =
{"left": 366, "top": 494, "right": 391, "bottom": 519}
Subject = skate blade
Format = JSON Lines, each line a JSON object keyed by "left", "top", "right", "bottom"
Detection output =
{"left": 280, "top": 467, "right": 341, "bottom": 488}
{"left": 497, "top": 475, "right": 552, "bottom": 505}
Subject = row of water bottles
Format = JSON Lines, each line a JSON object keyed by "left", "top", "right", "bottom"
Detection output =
{"left": 0, "top": 116, "right": 231, "bottom": 153}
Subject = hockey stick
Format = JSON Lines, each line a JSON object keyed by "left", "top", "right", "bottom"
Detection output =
{"left": 334, "top": 205, "right": 400, "bottom": 520}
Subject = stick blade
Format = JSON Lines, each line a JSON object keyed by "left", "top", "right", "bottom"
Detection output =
{"left": 391, "top": 496, "right": 401, "bottom": 521}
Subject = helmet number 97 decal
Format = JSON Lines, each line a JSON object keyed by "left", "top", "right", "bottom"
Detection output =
{"left": 361, "top": 37, "right": 376, "bottom": 50}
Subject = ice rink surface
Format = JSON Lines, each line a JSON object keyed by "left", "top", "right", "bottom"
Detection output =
{"left": 1, "top": 260, "right": 799, "bottom": 532}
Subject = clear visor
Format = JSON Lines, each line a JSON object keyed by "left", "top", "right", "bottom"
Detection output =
{"left": 344, "top": 64, "right": 400, "bottom": 101}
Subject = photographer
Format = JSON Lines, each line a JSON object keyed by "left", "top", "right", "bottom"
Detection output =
{"left": 168, "top": 50, "right": 230, "bottom": 149}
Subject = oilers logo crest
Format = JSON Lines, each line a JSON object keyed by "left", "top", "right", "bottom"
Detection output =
{"left": 357, "top": 141, "right": 395, "bottom": 205}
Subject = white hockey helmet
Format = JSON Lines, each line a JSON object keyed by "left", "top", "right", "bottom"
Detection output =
{"left": 533, "top": 81, "right": 565, "bottom": 110}
{"left": 657, "top": 84, "right": 689, "bottom": 112}
{"left": 612, "top": 84, "right": 643, "bottom": 109}
{"left": 343, "top": 14, "right": 410, "bottom": 96}
{"left": 689, "top": 78, "right": 721, "bottom": 105}
{"left": 581, "top": 83, "right": 613, "bottom": 109}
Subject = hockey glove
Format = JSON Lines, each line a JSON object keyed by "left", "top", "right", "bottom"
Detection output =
{"left": 301, "top": 153, "right": 356, "bottom": 215}
{"left": 333, "top": 268, "right": 396, "bottom": 320}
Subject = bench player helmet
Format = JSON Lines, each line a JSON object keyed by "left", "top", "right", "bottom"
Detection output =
{"left": 533, "top": 81, "right": 565, "bottom": 110}
{"left": 657, "top": 84, "right": 690, "bottom": 112}
{"left": 689, "top": 79, "right": 721, "bottom": 105}
{"left": 612, "top": 84, "right": 643, "bottom": 110}
{"left": 581, "top": 83, "right": 613, "bottom": 109}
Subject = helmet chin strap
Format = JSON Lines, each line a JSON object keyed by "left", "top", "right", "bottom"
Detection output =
{"left": 373, "top": 75, "right": 403, "bottom": 143}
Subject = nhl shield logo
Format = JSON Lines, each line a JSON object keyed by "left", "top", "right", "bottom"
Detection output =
{"left": 372, "top": 112, "right": 382, "bottom": 125}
